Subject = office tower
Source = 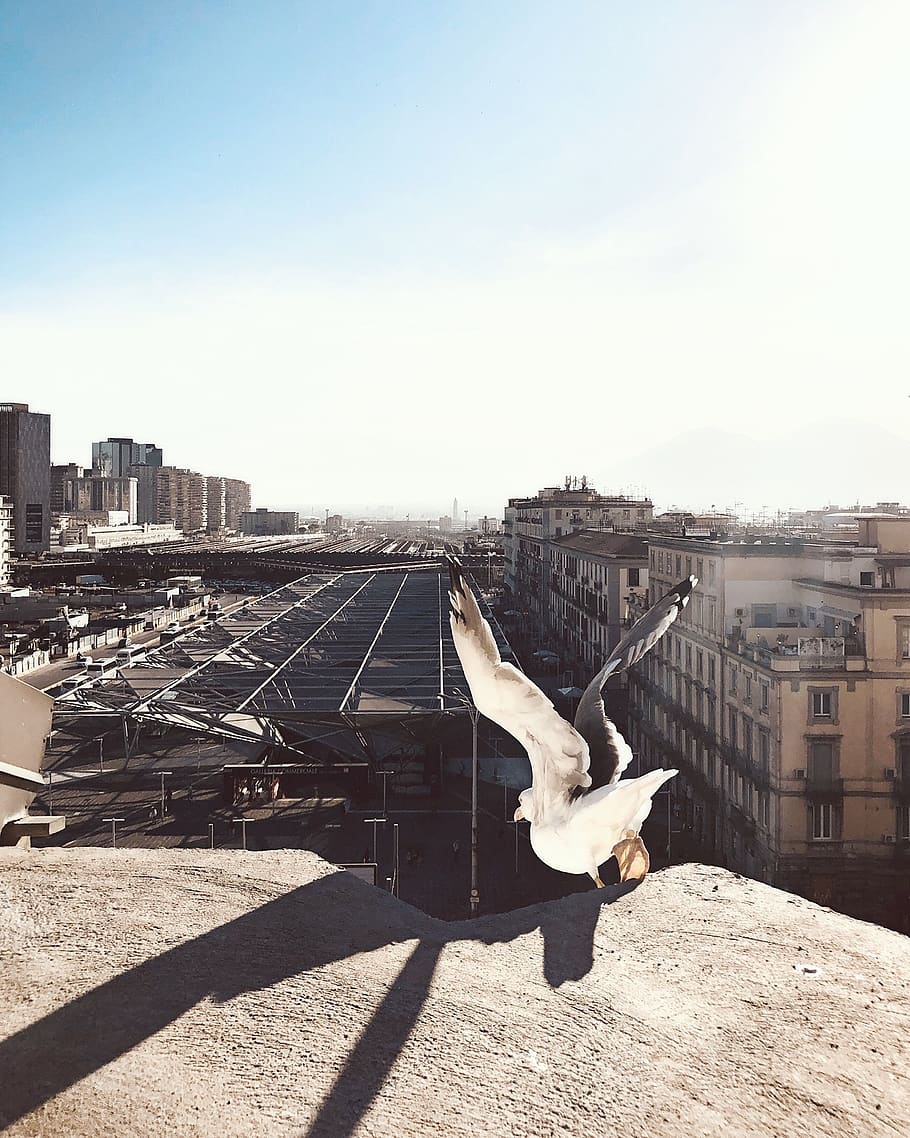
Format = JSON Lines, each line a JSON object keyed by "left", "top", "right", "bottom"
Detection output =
{"left": 92, "top": 437, "right": 163, "bottom": 478}
{"left": 0, "top": 402, "right": 51, "bottom": 554}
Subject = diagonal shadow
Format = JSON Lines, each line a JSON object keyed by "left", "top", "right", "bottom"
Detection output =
{"left": 0, "top": 871, "right": 638, "bottom": 1135}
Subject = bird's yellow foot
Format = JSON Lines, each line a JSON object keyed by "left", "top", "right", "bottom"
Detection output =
{"left": 612, "top": 831, "right": 650, "bottom": 882}
{"left": 594, "top": 875, "right": 606, "bottom": 888}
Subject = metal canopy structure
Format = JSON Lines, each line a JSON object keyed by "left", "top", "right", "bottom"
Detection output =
{"left": 53, "top": 567, "right": 515, "bottom": 769}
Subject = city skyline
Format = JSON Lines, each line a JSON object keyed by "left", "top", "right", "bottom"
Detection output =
{"left": 4, "top": 3, "right": 909, "bottom": 513}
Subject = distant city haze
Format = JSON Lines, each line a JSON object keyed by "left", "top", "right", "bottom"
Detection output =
{"left": 4, "top": 4, "right": 909, "bottom": 515}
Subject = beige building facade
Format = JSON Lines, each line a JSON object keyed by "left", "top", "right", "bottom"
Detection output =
{"left": 502, "top": 481, "right": 653, "bottom": 627}
{"left": 631, "top": 518, "right": 910, "bottom": 931}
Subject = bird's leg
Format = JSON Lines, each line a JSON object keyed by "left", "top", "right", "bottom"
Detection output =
{"left": 612, "top": 829, "right": 650, "bottom": 883}
{"left": 593, "top": 874, "right": 606, "bottom": 889}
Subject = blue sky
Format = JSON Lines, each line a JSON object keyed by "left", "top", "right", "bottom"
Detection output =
{"left": 3, "top": 2, "right": 909, "bottom": 516}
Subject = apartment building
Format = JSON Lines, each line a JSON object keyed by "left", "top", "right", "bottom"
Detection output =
{"left": 548, "top": 531, "right": 649, "bottom": 674}
{"left": 50, "top": 466, "right": 138, "bottom": 523}
{"left": 629, "top": 517, "right": 910, "bottom": 931}
{"left": 239, "top": 508, "right": 299, "bottom": 536}
{"left": 502, "top": 481, "right": 653, "bottom": 627}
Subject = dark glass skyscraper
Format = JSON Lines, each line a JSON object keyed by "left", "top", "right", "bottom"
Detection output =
{"left": 0, "top": 402, "right": 51, "bottom": 554}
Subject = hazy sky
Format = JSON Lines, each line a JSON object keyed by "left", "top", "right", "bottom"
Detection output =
{"left": 3, "top": 2, "right": 909, "bottom": 517}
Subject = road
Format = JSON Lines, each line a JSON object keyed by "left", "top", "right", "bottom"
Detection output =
{"left": 22, "top": 591, "right": 250, "bottom": 694}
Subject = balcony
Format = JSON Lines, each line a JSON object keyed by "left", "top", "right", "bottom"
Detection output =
{"left": 805, "top": 773, "right": 844, "bottom": 799}
{"left": 725, "top": 631, "right": 865, "bottom": 673}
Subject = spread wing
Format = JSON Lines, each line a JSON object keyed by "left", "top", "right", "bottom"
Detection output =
{"left": 573, "top": 575, "right": 697, "bottom": 791}
{"left": 446, "top": 556, "right": 591, "bottom": 821}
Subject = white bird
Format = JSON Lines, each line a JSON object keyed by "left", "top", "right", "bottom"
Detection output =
{"left": 447, "top": 556, "right": 696, "bottom": 887}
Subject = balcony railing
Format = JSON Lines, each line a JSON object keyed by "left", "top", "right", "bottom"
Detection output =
{"left": 805, "top": 774, "right": 844, "bottom": 798}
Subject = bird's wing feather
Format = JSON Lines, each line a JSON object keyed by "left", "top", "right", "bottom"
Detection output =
{"left": 446, "top": 556, "right": 590, "bottom": 820}
{"left": 573, "top": 576, "right": 697, "bottom": 789}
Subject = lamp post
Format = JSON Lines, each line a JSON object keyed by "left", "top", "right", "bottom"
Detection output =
{"left": 454, "top": 689, "right": 481, "bottom": 918}
{"left": 209, "top": 822, "right": 214, "bottom": 848}
{"left": 103, "top": 817, "right": 124, "bottom": 848}
{"left": 159, "top": 770, "right": 173, "bottom": 820}
{"left": 234, "top": 817, "right": 250, "bottom": 850}
{"left": 393, "top": 822, "right": 400, "bottom": 897}
{"left": 364, "top": 817, "right": 386, "bottom": 864}
{"left": 377, "top": 769, "right": 394, "bottom": 819}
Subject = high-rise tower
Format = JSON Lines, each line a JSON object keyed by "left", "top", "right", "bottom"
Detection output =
{"left": 0, "top": 402, "right": 51, "bottom": 554}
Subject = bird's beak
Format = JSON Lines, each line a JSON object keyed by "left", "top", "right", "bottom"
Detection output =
{"left": 513, "top": 806, "right": 524, "bottom": 822}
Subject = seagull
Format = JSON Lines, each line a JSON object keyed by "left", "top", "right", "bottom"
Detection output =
{"left": 446, "top": 556, "right": 696, "bottom": 887}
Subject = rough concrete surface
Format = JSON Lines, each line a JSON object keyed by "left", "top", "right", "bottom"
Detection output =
{"left": 1, "top": 849, "right": 908, "bottom": 1137}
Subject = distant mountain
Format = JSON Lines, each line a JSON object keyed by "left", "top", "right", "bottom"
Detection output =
{"left": 602, "top": 421, "right": 910, "bottom": 515}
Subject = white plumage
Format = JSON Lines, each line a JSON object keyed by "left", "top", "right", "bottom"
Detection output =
{"left": 447, "top": 558, "right": 696, "bottom": 887}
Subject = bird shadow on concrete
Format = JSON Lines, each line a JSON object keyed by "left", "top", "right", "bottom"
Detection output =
{"left": 0, "top": 870, "right": 639, "bottom": 1137}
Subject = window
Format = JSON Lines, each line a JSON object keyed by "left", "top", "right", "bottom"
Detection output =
{"left": 744, "top": 675, "right": 752, "bottom": 704}
{"left": 676, "top": 555, "right": 682, "bottom": 577}
{"left": 901, "top": 625, "right": 910, "bottom": 659}
{"left": 696, "top": 650, "right": 703, "bottom": 678}
{"left": 696, "top": 558, "right": 703, "bottom": 580}
{"left": 809, "top": 740, "right": 837, "bottom": 784}
{"left": 730, "top": 666, "right": 737, "bottom": 694}
{"left": 24, "top": 503, "right": 43, "bottom": 543}
{"left": 728, "top": 707, "right": 738, "bottom": 748}
{"left": 650, "top": 551, "right": 655, "bottom": 569}
{"left": 708, "top": 656, "right": 716, "bottom": 685}
{"left": 811, "top": 691, "right": 832, "bottom": 718}
{"left": 685, "top": 644, "right": 692, "bottom": 671}
{"left": 685, "top": 556, "right": 692, "bottom": 577}
{"left": 811, "top": 802, "right": 834, "bottom": 840}
{"left": 901, "top": 693, "right": 910, "bottom": 718}
{"left": 743, "top": 718, "right": 753, "bottom": 760}
{"left": 860, "top": 571, "right": 875, "bottom": 587}
{"left": 706, "top": 598, "right": 716, "bottom": 632}
{"left": 708, "top": 560, "right": 716, "bottom": 583}
{"left": 809, "top": 688, "right": 837, "bottom": 721}
{"left": 555, "top": 509, "right": 562, "bottom": 519}
{"left": 758, "top": 730, "right": 770, "bottom": 770}
{"left": 899, "top": 804, "right": 910, "bottom": 841}
{"left": 760, "top": 683, "right": 769, "bottom": 713}
{"left": 760, "top": 792, "right": 770, "bottom": 829}
{"left": 628, "top": 567, "right": 640, "bottom": 587}
{"left": 899, "top": 743, "right": 910, "bottom": 781}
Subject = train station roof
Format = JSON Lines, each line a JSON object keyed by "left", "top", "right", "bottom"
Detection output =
{"left": 52, "top": 568, "right": 515, "bottom": 763}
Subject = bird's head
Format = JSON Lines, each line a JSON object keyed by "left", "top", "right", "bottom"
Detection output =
{"left": 514, "top": 788, "right": 532, "bottom": 823}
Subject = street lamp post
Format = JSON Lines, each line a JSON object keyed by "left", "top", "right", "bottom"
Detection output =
{"left": 454, "top": 689, "right": 481, "bottom": 918}
{"left": 364, "top": 817, "right": 386, "bottom": 864}
{"left": 469, "top": 704, "right": 480, "bottom": 917}
{"left": 234, "top": 817, "right": 250, "bottom": 850}
{"left": 209, "top": 822, "right": 214, "bottom": 849}
{"left": 103, "top": 817, "right": 125, "bottom": 848}
{"left": 99, "top": 734, "right": 104, "bottom": 774}
{"left": 393, "top": 822, "right": 399, "bottom": 897}
{"left": 377, "top": 770, "right": 393, "bottom": 819}
{"left": 159, "top": 770, "right": 174, "bottom": 820}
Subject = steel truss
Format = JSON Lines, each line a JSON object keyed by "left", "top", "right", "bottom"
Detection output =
{"left": 53, "top": 567, "right": 514, "bottom": 768}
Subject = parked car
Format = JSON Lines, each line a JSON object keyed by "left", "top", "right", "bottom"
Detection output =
{"left": 164, "top": 622, "right": 181, "bottom": 634}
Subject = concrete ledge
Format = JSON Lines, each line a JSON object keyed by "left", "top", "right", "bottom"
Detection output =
{"left": 2, "top": 814, "right": 66, "bottom": 838}
{"left": 0, "top": 761, "right": 45, "bottom": 794}
{"left": 0, "top": 851, "right": 908, "bottom": 1138}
